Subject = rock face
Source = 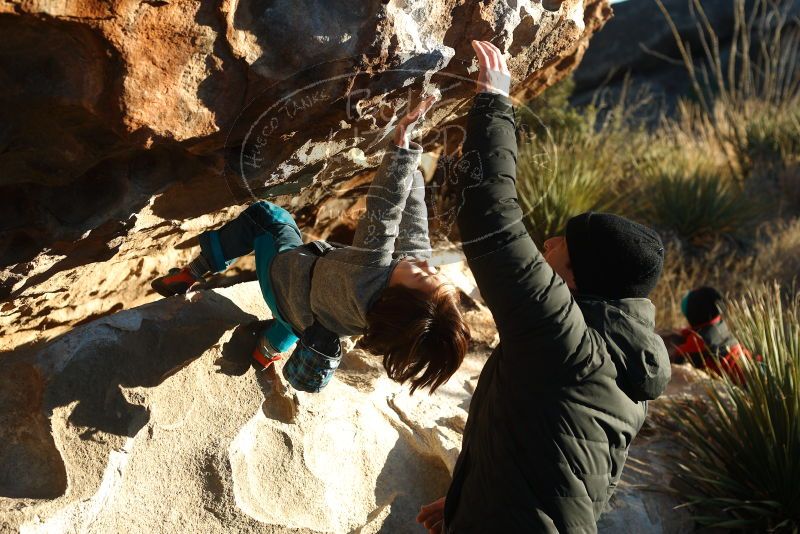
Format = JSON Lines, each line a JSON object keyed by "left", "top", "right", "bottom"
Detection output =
{"left": 0, "top": 281, "right": 463, "bottom": 532}
{"left": 0, "top": 268, "right": 696, "bottom": 533}
{"left": 1, "top": 0, "right": 611, "bottom": 350}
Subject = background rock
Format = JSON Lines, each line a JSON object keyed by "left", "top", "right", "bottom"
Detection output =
{"left": 572, "top": 0, "right": 739, "bottom": 104}
{"left": 571, "top": 0, "right": 800, "bottom": 109}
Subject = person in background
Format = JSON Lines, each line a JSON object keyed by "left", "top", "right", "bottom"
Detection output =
{"left": 150, "top": 96, "right": 470, "bottom": 394}
{"left": 417, "top": 41, "right": 671, "bottom": 533}
{"left": 665, "top": 286, "right": 751, "bottom": 383}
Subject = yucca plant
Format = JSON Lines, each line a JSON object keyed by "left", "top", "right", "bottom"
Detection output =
{"left": 516, "top": 137, "right": 616, "bottom": 247}
{"left": 667, "top": 284, "right": 800, "bottom": 531}
{"left": 637, "top": 166, "right": 760, "bottom": 246}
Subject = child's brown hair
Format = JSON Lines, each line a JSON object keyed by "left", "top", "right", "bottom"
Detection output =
{"left": 361, "top": 284, "right": 470, "bottom": 393}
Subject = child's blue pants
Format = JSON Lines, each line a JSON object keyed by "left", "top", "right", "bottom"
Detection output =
{"left": 198, "top": 201, "right": 302, "bottom": 352}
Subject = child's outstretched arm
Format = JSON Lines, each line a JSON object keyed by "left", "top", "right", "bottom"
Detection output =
{"left": 393, "top": 167, "right": 431, "bottom": 260}
{"left": 350, "top": 97, "right": 435, "bottom": 265}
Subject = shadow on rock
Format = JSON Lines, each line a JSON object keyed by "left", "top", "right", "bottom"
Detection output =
{"left": 373, "top": 429, "right": 452, "bottom": 532}
{"left": 46, "top": 292, "right": 257, "bottom": 438}
{"left": 0, "top": 362, "right": 67, "bottom": 499}
{"left": 216, "top": 319, "right": 269, "bottom": 377}
{"left": 216, "top": 319, "right": 299, "bottom": 423}
{"left": 0, "top": 290, "right": 257, "bottom": 499}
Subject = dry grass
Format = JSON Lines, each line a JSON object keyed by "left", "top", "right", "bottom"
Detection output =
{"left": 650, "top": 219, "right": 800, "bottom": 328}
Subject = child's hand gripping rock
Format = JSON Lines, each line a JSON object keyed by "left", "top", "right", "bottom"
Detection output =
{"left": 393, "top": 95, "right": 437, "bottom": 149}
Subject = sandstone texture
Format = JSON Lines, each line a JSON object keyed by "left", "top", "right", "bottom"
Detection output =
{"left": 0, "top": 281, "right": 464, "bottom": 533}
{"left": 1, "top": 0, "right": 611, "bottom": 350}
{"left": 1, "top": 261, "right": 698, "bottom": 533}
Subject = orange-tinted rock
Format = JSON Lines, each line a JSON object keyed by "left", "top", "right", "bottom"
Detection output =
{"left": 1, "top": 0, "right": 611, "bottom": 349}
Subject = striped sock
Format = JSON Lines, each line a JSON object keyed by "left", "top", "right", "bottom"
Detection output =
{"left": 187, "top": 255, "right": 211, "bottom": 280}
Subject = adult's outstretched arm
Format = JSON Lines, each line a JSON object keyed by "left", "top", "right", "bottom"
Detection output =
{"left": 456, "top": 86, "right": 593, "bottom": 386}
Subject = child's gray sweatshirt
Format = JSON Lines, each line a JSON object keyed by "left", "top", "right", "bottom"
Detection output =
{"left": 269, "top": 142, "right": 431, "bottom": 336}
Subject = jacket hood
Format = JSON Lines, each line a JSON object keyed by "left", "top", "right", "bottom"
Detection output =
{"left": 577, "top": 296, "right": 671, "bottom": 401}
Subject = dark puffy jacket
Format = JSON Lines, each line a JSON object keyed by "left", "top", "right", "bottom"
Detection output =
{"left": 444, "top": 93, "right": 671, "bottom": 533}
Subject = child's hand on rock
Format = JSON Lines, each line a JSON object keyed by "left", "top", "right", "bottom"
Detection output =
{"left": 394, "top": 95, "right": 437, "bottom": 149}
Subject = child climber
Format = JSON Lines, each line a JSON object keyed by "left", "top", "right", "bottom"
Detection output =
{"left": 151, "top": 96, "right": 470, "bottom": 393}
{"left": 667, "top": 286, "right": 750, "bottom": 382}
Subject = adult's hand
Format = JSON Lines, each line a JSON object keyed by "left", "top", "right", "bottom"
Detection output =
{"left": 471, "top": 40, "right": 511, "bottom": 97}
{"left": 394, "top": 95, "right": 437, "bottom": 149}
{"left": 416, "top": 496, "right": 446, "bottom": 533}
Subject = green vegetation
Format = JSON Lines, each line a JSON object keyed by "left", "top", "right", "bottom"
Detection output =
{"left": 516, "top": 81, "right": 650, "bottom": 246}
{"left": 515, "top": 129, "right": 615, "bottom": 247}
{"left": 636, "top": 164, "right": 758, "bottom": 246}
{"left": 667, "top": 285, "right": 800, "bottom": 531}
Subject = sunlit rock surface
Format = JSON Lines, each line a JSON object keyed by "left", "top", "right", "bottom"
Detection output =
{"left": 0, "top": 264, "right": 696, "bottom": 532}
{"left": 0, "top": 263, "right": 485, "bottom": 532}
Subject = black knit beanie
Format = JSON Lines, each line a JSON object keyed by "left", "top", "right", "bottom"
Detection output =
{"left": 565, "top": 212, "right": 664, "bottom": 299}
{"left": 683, "top": 286, "right": 724, "bottom": 326}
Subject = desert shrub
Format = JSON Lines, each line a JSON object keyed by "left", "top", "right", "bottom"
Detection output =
{"left": 655, "top": 0, "right": 800, "bottom": 180}
{"left": 745, "top": 106, "right": 800, "bottom": 168}
{"left": 516, "top": 134, "right": 617, "bottom": 247}
{"left": 515, "top": 99, "right": 763, "bottom": 248}
{"left": 666, "top": 284, "right": 800, "bottom": 531}
{"left": 636, "top": 166, "right": 760, "bottom": 246}
{"left": 516, "top": 80, "right": 652, "bottom": 246}
{"left": 745, "top": 106, "right": 800, "bottom": 215}
{"left": 777, "top": 163, "right": 800, "bottom": 216}
{"left": 516, "top": 76, "right": 588, "bottom": 140}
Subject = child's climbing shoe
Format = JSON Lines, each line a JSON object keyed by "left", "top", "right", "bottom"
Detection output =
{"left": 151, "top": 267, "right": 200, "bottom": 297}
{"left": 252, "top": 334, "right": 282, "bottom": 369}
{"left": 282, "top": 320, "right": 342, "bottom": 393}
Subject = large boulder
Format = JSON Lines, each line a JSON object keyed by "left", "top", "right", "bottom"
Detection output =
{"left": 0, "top": 270, "right": 696, "bottom": 532}
{"left": 0, "top": 281, "right": 476, "bottom": 532}
{"left": 1, "top": 0, "right": 611, "bottom": 351}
